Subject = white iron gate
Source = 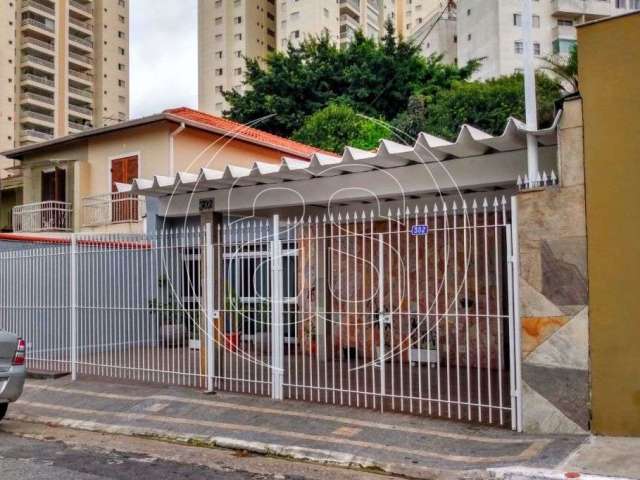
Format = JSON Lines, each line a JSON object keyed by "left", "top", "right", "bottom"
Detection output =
{"left": 0, "top": 195, "right": 522, "bottom": 429}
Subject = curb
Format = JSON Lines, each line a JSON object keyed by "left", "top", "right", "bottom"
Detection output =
{"left": 8, "top": 412, "right": 489, "bottom": 480}
{"left": 489, "top": 467, "right": 634, "bottom": 480}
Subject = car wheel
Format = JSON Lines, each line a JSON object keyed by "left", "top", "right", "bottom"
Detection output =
{"left": 0, "top": 403, "right": 7, "bottom": 422}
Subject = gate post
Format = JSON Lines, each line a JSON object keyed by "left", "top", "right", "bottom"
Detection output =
{"left": 70, "top": 233, "right": 78, "bottom": 381}
{"left": 205, "top": 223, "right": 215, "bottom": 392}
{"left": 508, "top": 196, "right": 523, "bottom": 432}
{"left": 270, "top": 215, "right": 284, "bottom": 400}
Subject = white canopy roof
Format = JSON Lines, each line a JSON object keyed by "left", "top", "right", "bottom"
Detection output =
{"left": 118, "top": 114, "right": 561, "bottom": 198}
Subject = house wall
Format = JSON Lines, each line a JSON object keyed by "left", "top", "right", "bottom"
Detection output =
{"left": 516, "top": 97, "right": 590, "bottom": 434}
{"left": 16, "top": 121, "right": 304, "bottom": 233}
{"left": 297, "top": 217, "right": 505, "bottom": 369}
{"left": 578, "top": 13, "right": 640, "bottom": 436}
{"left": 173, "top": 128, "right": 286, "bottom": 174}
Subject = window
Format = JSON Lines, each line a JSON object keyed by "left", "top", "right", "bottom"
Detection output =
{"left": 514, "top": 41, "right": 523, "bottom": 54}
{"left": 118, "top": 0, "right": 126, "bottom": 6}
{"left": 118, "top": 63, "right": 126, "bottom": 71}
{"left": 118, "top": 79, "right": 126, "bottom": 87}
{"left": 534, "top": 42, "right": 540, "bottom": 55}
{"left": 615, "top": 0, "right": 626, "bottom": 7}
{"left": 224, "top": 241, "right": 299, "bottom": 339}
{"left": 118, "top": 31, "right": 125, "bottom": 39}
{"left": 118, "top": 14, "right": 125, "bottom": 23}
{"left": 558, "top": 19, "right": 573, "bottom": 26}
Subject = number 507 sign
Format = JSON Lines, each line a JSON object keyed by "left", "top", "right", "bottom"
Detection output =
{"left": 410, "top": 224, "right": 429, "bottom": 236}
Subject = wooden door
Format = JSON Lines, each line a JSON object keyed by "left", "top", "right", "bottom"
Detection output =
{"left": 41, "top": 168, "right": 66, "bottom": 229}
{"left": 110, "top": 155, "right": 138, "bottom": 222}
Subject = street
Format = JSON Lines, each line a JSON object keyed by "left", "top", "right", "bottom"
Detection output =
{"left": 0, "top": 420, "right": 391, "bottom": 480}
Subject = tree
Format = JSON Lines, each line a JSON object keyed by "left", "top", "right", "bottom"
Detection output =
{"left": 292, "top": 103, "right": 390, "bottom": 154}
{"left": 540, "top": 45, "right": 579, "bottom": 93}
{"left": 223, "top": 21, "right": 478, "bottom": 138}
{"left": 392, "top": 73, "right": 562, "bottom": 142}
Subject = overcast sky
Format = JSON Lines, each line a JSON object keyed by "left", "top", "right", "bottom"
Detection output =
{"left": 130, "top": 0, "right": 198, "bottom": 119}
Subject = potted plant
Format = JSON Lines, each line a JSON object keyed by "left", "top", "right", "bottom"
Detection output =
{"left": 409, "top": 333, "right": 438, "bottom": 367}
{"left": 303, "top": 320, "right": 317, "bottom": 355}
{"left": 148, "top": 275, "right": 188, "bottom": 348}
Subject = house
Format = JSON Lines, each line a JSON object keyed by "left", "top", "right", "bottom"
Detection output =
{"left": 114, "top": 110, "right": 566, "bottom": 433}
{"left": 0, "top": 107, "right": 329, "bottom": 234}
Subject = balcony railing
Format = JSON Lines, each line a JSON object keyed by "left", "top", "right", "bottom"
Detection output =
{"left": 69, "top": 121, "right": 92, "bottom": 131}
{"left": 22, "top": 92, "right": 55, "bottom": 105}
{"left": 70, "top": 0, "right": 93, "bottom": 14}
{"left": 69, "top": 51, "right": 93, "bottom": 65}
{"left": 69, "top": 34, "right": 93, "bottom": 48}
{"left": 22, "top": 0, "right": 56, "bottom": 17}
{"left": 22, "top": 109, "right": 55, "bottom": 124}
{"left": 22, "top": 54, "right": 55, "bottom": 70}
{"left": 21, "top": 129, "right": 53, "bottom": 141}
{"left": 22, "top": 73, "right": 55, "bottom": 87}
{"left": 69, "top": 85, "right": 93, "bottom": 98}
{"left": 22, "top": 35, "right": 55, "bottom": 51}
{"left": 82, "top": 192, "right": 145, "bottom": 227}
{"left": 12, "top": 201, "right": 73, "bottom": 232}
{"left": 22, "top": 18, "right": 55, "bottom": 33}
{"left": 69, "top": 15, "right": 92, "bottom": 28}
{"left": 69, "top": 103, "right": 93, "bottom": 116}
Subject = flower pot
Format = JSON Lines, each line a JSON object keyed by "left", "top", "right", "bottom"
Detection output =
{"left": 160, "top": 324, "right": 187, "bottom": 348}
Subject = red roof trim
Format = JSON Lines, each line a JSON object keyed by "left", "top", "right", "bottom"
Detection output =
{"left": 0, "top": 234, "right": 151, "bottom": 250}
{"left": 164, "top": 107, "right": 333, "bottom": 159}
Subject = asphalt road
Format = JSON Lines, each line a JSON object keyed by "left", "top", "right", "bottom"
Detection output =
{"left": 0, "top": 431, "right": 277, "bottom": 480}
{"left": 0, "top": 421, "right": 388, "bottom": 480}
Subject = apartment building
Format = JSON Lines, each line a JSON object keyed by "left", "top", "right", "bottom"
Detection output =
{"left": 198, "top": 0, "right": 277, "bottom": 116}
{"left": 455, "top": 0, "right": 639, "bottom": 80}
{"left": 277, "top": 1, "right": 339, "bottom": 49}
{"left": 0, "top": 0, "right": 130, "bottom": 157}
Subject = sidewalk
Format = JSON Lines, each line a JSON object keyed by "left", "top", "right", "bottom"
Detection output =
{"left": 5, "top": 377, "right": 638, "bottom": 480}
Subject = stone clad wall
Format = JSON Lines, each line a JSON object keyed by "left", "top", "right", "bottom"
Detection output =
{"left": 517, "top": 97, "right": 590, "bottom": 434}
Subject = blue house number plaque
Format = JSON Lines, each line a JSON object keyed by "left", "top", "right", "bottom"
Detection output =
{"left": 410, "top": 224, "right": 429, "bottom": 236}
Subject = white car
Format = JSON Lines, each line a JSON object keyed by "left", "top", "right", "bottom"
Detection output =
{"left": 0, "top": 329, "right": 26, "bottom": 421}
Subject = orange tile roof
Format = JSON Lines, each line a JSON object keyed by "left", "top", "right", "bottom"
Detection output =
{"left": 164, "top": 107, "right": 332, "bottom": 159}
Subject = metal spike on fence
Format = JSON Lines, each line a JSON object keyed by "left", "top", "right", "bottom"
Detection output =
{"left": 414, "top": 205, "right": 419, "bottom": 215}
{"left": 501, "top": 196, "right": 507, "bottom": 206}
{"left": 472, "top": 199, "right": 478, "bottom": 210}
{"left": 462, "top": 199, "right": 468, "bottom": 211}
{"left": 493, "top": 197, "right": 499, "bottom": 208}
{"left": 433, "top": 202, "right": 439, "bottom": 213}
{"left": 405, "top": 206, "right": 411, "bottom": 216}
{"left": 423, "top": 204, "right": 429, "bottom": 214}
{"left": 482, "top": 198, "right": 489, "bottom": 209}
{"left": 551, "top": 169, "right": 558, "bottom": 185}
{"left": 452, "top": 200, "right": 458, "bottom": 212}
{"left": 542, "top": 171, "right": 548, "bottom": 186}
{"left": 442, "top": 201, "right": 448, "bottom": 213}
{"left": 517, "top": 175, "right": 523, "bottom": 189}
{"left": 523, "top": 174, "right": 529, "bottom": 188}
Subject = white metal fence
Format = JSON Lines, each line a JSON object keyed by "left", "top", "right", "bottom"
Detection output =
{"left": 0, "top": 196, "right": 521, "bottom": 429}
{"left": 81, "top": 192, "right": 146, "bottom": 227}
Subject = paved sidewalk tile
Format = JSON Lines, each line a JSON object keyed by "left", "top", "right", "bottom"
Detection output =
{"left": 8, "top": 377, "right": 589, "bottom": 479}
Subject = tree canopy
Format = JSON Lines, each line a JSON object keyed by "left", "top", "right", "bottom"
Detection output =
{"left": 223, "top": 21, "right": 478, "bottom": 138}
{"left": 221, "top": 21, "right": 565, "bottom": 149}
{"left": 393, "top": 73, "right": 562, "bottom": 142}
{"left": 292, "top": 103, "right": 390, "bottom": 154}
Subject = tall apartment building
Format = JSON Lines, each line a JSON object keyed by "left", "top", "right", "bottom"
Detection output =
{"left": 455, "top": 0, "right": 639, "bottom": 80}
{"left": 199, "top": 0, "right": 277, "bottom": 116}
{"left": 0, "top": 0, "right": 130, "bottom": 165}
{"left": 199, "top": 0, "right": 397, "bottom": 116}
{"left": 277, "top": 1, "right": 339, "bottom": 49}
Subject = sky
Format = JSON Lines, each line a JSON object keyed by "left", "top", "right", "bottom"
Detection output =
{"left": 130, "top": 0, "right": 198, "bottom": 119}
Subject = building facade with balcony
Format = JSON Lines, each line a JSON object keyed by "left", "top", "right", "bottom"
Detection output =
{"left": 453, "top": 0, "right": 638, "bottom": 80}
{"left": 0, "top": 0, "right": 130, "bottom": 231}
{"left": 1, "top": 107, "right": 330, "bottom": 235}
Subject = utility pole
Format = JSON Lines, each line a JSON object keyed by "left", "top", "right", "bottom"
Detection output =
{"left": 522, "top": 0, "right": 539, "bottom": 184}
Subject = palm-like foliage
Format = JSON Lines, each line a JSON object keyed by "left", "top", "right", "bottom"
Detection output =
{"left": 539, "top": 45, "right": 579, "bottom": 93}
